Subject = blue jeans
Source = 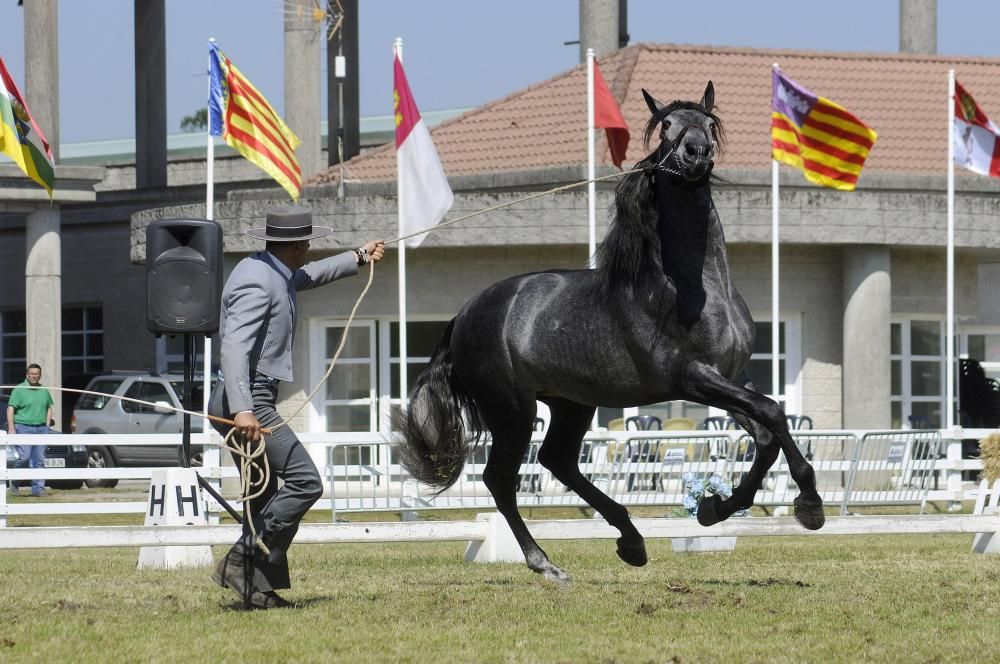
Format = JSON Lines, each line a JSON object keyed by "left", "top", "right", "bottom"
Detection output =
{"left": 13, "top": 423, "right": 48, "bottom": 495}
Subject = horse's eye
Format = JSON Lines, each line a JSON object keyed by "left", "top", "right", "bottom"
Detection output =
{"left": 660, "top": 121, "right": 671, "bottom": 136}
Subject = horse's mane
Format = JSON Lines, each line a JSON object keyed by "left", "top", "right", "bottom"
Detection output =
{"left": 595, "top": 99, "right": 726, "bottom": 297}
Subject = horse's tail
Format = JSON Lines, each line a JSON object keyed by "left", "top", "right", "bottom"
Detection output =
{"left": 393, "top": 319, "right": 483, "bottom": 491}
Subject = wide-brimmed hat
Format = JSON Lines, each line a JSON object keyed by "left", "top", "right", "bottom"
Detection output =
{"left": 245, "top": 206, "right": 333, "bottom": 242}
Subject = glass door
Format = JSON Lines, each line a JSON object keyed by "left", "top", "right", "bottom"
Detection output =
{"left": 311, "top": 320, "right": 377, "bottom": 432}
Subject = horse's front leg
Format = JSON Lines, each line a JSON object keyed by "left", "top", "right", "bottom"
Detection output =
{"left": 695, "top": 410, "right": 781, "bottom": 526}
{"left": 683, "top": 363, "right": 824, "bottom": 530}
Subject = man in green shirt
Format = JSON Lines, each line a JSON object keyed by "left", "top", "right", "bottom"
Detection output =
{"left": 6, "top": 363, "right": 53, "bottom": 497}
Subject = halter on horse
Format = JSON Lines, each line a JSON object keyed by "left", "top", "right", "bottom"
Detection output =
{"left": 395, "top": 82, "right": 824, "bottom": 583}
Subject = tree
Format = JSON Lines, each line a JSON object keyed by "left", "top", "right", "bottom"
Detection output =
{"left": 180, "top": 108, "right": 208, "bottom": 133}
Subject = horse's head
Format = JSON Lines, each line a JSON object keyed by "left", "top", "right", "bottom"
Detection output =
{"left": 641, "top": 82, "right": 723, "bottom": 183}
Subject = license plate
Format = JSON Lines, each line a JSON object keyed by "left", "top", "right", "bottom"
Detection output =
{"left": 43, "top": 458, "right": 65, "bottom": 468}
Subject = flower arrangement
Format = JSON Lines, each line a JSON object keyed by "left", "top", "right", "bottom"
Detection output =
{"left": 675, "top": 473, "right": 747, "bottom": 518}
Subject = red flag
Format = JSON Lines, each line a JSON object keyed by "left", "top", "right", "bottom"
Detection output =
{"left": 593, "top": 60, "right": 629, "bottom": 169}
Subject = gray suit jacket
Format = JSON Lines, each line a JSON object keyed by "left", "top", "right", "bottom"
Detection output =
{"left": 219, "top": 250, "right": 359, "bottom": 414}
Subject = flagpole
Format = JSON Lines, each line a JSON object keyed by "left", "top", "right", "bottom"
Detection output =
{"left": 946, "top": 68, "right": 956, "bottom": 430}
{"left": 395, "top": 37, "right": 409, "bottom": 417}
{"left": 207, "top": 39, "right": 215, "bottom": 223}
{"left": 587, "top": 48, "right": 596, "bottom": 269}
{"left": 204, "top": 37, "right": 217, "bottom": 517}
{"left": 771, "top": 63, "right": 781, "bottom": 406}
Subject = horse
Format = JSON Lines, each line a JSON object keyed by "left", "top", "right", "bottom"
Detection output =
{"left": 395, "top": 82, "right": 824, "bottom": 583}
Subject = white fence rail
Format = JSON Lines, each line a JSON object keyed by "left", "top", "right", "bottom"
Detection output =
{"left": 1, "top": 515, "right": 998, "bottom": 550}
{"left": 0, "top": 428, "right": 994, "bottom": 526}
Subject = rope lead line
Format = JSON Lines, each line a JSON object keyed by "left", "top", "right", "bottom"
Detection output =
{"left": 386, "top": 167, "right": 637, "bottom": 246}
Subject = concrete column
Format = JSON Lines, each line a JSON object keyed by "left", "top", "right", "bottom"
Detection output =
{"left": 899, "top": 0, "right": 937, "bottom": 54}
{"left": 579, "top": 0, "right": 619, "bottom": 62}
{"left": 285, "top": 0, "right": 323, "bottom": 183}
{"left": 23, "top": 0, "right": 58, "bottom": 162}
{"left": 135, "top": 0, "right": 167, "bottom": 189}
{"left": 843, "top": 245, "right": 891, "bottom": 429}
{"left": 25, "top": 208, "right": 62, "bottom": 427}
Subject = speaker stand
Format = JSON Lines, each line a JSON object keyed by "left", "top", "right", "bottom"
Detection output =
{"left": 181, "top": 334, "right": 194, "bottom": 468}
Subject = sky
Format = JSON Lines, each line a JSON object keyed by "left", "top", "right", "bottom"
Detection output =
{"left": 2, "top": 1, "right": 1000, "bottom": 144}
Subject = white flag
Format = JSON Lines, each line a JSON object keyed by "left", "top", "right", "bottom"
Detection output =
{"left": 394, "top": 55, "right": 453, "bottom": 247}
{"left": 954, "top": 80, "right": 1000, "bottom": 179}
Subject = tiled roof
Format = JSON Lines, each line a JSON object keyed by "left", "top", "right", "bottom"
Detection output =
{"left": 309, "top": 43, "right": 1000, "bottom": 186}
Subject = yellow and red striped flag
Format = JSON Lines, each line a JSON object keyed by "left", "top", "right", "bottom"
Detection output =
{"left": 771, "top": 68, "right": 877, "bottom": 191}
{"left": 208, "top": 42, "right": 301, "bottom": 199}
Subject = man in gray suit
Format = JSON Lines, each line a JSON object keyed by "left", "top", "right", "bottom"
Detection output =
{"left": 209, "top": 206, "right": 384, "bottom": 609}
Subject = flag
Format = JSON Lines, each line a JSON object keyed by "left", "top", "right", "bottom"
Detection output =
{"left": 953, "top": 80, "right": 1000, "bottom": 179}
{"left": 771, "top": 68, "right": 877, "bottom": 191}
{"left": 394, "top": 55, "right": 453, "bottom": 248}
{"left": 208, "top": 42, "right": 301, "bottom": 200}
{"left": 0, "top": 57, "right": 54, "bottom": 196}
{"left": 593, "top": 59, "right": 629, "bottom": 169}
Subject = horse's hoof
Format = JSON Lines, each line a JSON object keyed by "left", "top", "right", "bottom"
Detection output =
{"left": 616, "top": 537, "right": 648, "bottom": 567}
{"left": 541, "top": 565, "right": 571, "bottom": 585}
{"left": 696, "top": 494, "right": 725, "bottom": 526}
{"left": 793, "top": 495, "right": 825, "bottom": 530}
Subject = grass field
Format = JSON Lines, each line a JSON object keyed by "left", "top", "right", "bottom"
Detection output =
{"left": 2, "top": 518, "right": 1000, "bottom": 663}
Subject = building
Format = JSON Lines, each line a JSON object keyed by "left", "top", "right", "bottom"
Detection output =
{"left": 125, "top": 42, "right": 1000, "bottom": 433}
{"left": 3, "top": 3, "right": 998, "bottom": 435}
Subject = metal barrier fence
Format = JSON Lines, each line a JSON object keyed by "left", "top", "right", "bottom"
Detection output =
{"left": 325, "top": 432, "right": 739, "bottom": 518}
{"left": 843, "top": 430, "right": 941, "bottom": 515}
{"left": 0, "top": 428, "right": 957, "bottom": 525}
{"left": 323, "top": 430, "right": 942, "bottom": 519}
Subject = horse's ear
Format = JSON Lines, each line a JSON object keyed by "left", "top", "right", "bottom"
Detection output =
{"left": 700, "top": 81, "right": 715, "bottom": 113}
{"left": 642, "top": 88, "right": 664, "bottom": 116}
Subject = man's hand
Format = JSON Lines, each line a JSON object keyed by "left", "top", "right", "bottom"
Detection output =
{"left": 233, "top": 410, "right": 263, "bottom": 445}
{"left": 362, "top": 239, "right": 385, "bottom": 264}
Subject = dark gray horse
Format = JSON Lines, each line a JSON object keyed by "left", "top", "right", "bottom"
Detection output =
{"left": 396, "top": 82, "right": 824, "bottom": 583}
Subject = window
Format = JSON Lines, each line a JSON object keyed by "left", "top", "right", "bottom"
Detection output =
{"left": 745, "top": 321, "right": 787, "bottom": 404}
{"left": 891, "top": 319, "right": 949, "bottom": 429}
{"left": 0, "top": 307, "right": 104, "bottom": 389}
{"left": 62, "top": 306, "right": 104, "bottom": 376}
{"left": 387, "top": 321, "right": 450, "bottom": 397}
{"left": 309, "top": 318, "right": 451, "bottom": 433}
{"left": 75, "top": 378, "right": 124, "bottom": 410}
{"left": 384, "top": 320, "right": 452, "bottom": 429}
{"left": 312, "top": 321, "right": 377, "bottom": 432}
{"left": 0, "top": 310, "right": 26, "bottom": 388}
{"left": 122, "top": 381, "right": 172, "bottom": 414}
{"left": 964, "top": 330, "right": 1000, "bottom": 382}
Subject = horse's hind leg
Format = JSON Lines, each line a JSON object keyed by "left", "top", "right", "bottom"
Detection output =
{"left": 537, "top": 398, "right": 647, "bottom": 568}
{"left": 480, "top": 405, "right": 570, "bottom": 583}
{"left": 684, "top": 363, "right": 824, "bottom": 530}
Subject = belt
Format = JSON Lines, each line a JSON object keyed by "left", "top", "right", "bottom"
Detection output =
{"left": 217, "top": 370, "right": 279, "bottom": 388}
{"left": 17, "top": 422, "right": 46, "bottom": 427}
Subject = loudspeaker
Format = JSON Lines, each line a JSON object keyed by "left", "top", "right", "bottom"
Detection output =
{"left": 146, "top": 219, "right": 223, "bottom": 334}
